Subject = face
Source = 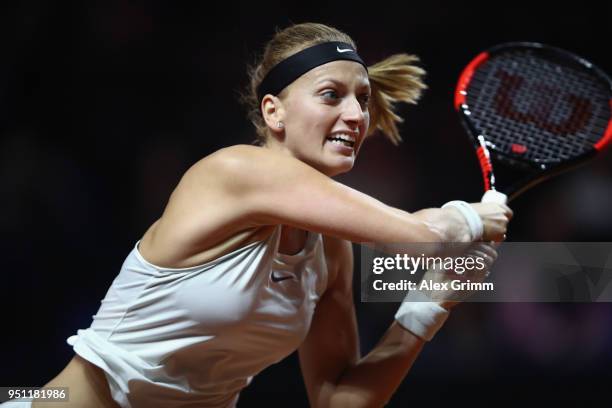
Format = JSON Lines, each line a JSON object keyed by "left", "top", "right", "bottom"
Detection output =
{"left": 270, "top": 60, "right": 371, "bottom": 176}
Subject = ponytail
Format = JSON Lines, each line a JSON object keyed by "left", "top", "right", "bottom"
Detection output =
{"left": 367, "top": 54, "right": 427, "bottom": 144}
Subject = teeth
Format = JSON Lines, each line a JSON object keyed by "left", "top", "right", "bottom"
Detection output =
{"left": 326, "top": 133, "right": 356, "bottom": 148}
{"left": 329, "top": 133, "right": 356, "bottom": 143}
{"left": 330, "top": 139, "right": 352, "bottom": 146}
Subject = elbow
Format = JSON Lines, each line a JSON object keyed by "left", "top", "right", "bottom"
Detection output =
{"left": 311, "top": 382, "right": 386, "bottom": 408}
{"left": 327, "top": 390, "right": 388, "bottom": 408}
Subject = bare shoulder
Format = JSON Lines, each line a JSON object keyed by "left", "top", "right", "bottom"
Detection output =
{"left": 188, "top": 144, "right": 303, "bottom": 177}
{"left": 171, "top": 145, "right": 275, "bottom": 205}
{"left": 157, "top": 144, "right": 311, "bottom": 237}
{"left": 196, "top": 144, "right": 272, "bottom": 165}
{"left": 167, "top": 145, "right": 257, "bottom": 204}
{"left": 141, "top": 146, "right": 283, "bottom": 265}
{"left": 185, "top": 144, "right": 263, "bottom": 180}
{"left": 180, "top": 144, "right": 316, "bottom": 197}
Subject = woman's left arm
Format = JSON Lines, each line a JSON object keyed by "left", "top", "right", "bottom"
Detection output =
{"left": 299, "top": 238, "right": 428, "bottom": 408}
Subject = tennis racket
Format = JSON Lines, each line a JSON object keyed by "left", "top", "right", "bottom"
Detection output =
{"left": 455, "top": 42, "right": 612, "bottom": 205}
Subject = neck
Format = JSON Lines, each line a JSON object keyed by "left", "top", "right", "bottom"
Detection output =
{"left": 262, "top": 136, "right": 293, "bottom": 157}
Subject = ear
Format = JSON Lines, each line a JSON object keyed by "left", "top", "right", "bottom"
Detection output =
{"left": 261, "top": 94, "right": 286, "bottom": 133}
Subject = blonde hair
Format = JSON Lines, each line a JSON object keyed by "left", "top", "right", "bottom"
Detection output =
{"left": 241, "top": 23, "right": 426, "bottom": 145}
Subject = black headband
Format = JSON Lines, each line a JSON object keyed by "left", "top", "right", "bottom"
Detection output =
{"left": 257, "top": 41, "right": 367, "bottom": 101}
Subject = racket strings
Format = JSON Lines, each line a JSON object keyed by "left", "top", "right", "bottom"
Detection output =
{"left": 465, "top": 49, "right": 611, "bottom": 165}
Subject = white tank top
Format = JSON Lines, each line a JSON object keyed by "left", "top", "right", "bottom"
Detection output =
{"left": 67, "top": 226, "right": 328, "bottom": 408}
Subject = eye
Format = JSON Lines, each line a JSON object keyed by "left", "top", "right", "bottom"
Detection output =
{"left": 321, "top": 90, "right": 340, "bottom": 101}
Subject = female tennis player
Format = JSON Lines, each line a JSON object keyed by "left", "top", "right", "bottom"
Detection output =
{"left": 9, "top": 23, "right": 512, "bottom": 408}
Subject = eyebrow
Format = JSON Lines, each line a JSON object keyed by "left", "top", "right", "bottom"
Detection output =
{"left": 315, "top": 78, "right": 371, "bottom": 91}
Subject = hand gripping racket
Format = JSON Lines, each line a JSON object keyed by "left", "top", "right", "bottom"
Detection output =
{"left": 455, "top": 42, "right": 612, "bottom": 205}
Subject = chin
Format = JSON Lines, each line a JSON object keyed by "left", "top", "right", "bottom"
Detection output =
{"left": 300, "top": 150, "right": 356, "bottom": 176}
{"left": 325, "top": 158, "right": 355, "bottom": 177}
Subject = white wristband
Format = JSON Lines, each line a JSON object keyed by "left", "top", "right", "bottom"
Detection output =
{"left": 394, "top": 290, "right": 450, "bottom": 341}
{"left": 442, "top": 200, "right": 483, "bottom": 241}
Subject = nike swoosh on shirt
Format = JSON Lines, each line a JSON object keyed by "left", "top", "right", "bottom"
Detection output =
{"left": 336, "top": 46, "right": 353, "bottom": 53}
{"left": 271, "top": 272, "right": 294, "bottom": 283}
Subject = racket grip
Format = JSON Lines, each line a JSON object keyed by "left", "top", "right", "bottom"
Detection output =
{"left": 481, "top": 189, "right": 507, "bottom": 204}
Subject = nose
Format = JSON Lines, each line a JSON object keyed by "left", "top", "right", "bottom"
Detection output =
{"left": 341, "top": 95, "right": 366, "bottom": 128}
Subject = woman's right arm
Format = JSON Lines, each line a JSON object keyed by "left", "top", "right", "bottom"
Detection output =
{"left": 165, "top": 145, "right": 510, "bottom": 249}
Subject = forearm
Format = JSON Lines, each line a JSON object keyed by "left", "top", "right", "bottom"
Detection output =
{"left": 327, "top": 321, "right": 428, "bottom": 408}
{"left": 229, "top": 146, "right": 470, "bottom": 245}
{"left": 371, "top": 207, "right": 472, "bottom": 262}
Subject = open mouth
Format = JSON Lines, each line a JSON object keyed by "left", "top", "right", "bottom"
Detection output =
{"left": 326, "top": 134, "right": 356, "bottom": 148}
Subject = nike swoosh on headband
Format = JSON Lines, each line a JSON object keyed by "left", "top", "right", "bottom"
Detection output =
{"left": 257, "top": 42, "right": 367, "bottom": 101}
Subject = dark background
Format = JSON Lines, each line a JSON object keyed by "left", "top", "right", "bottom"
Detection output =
{"left": 2, "top": 1, "right": 612, "bottom": 406}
